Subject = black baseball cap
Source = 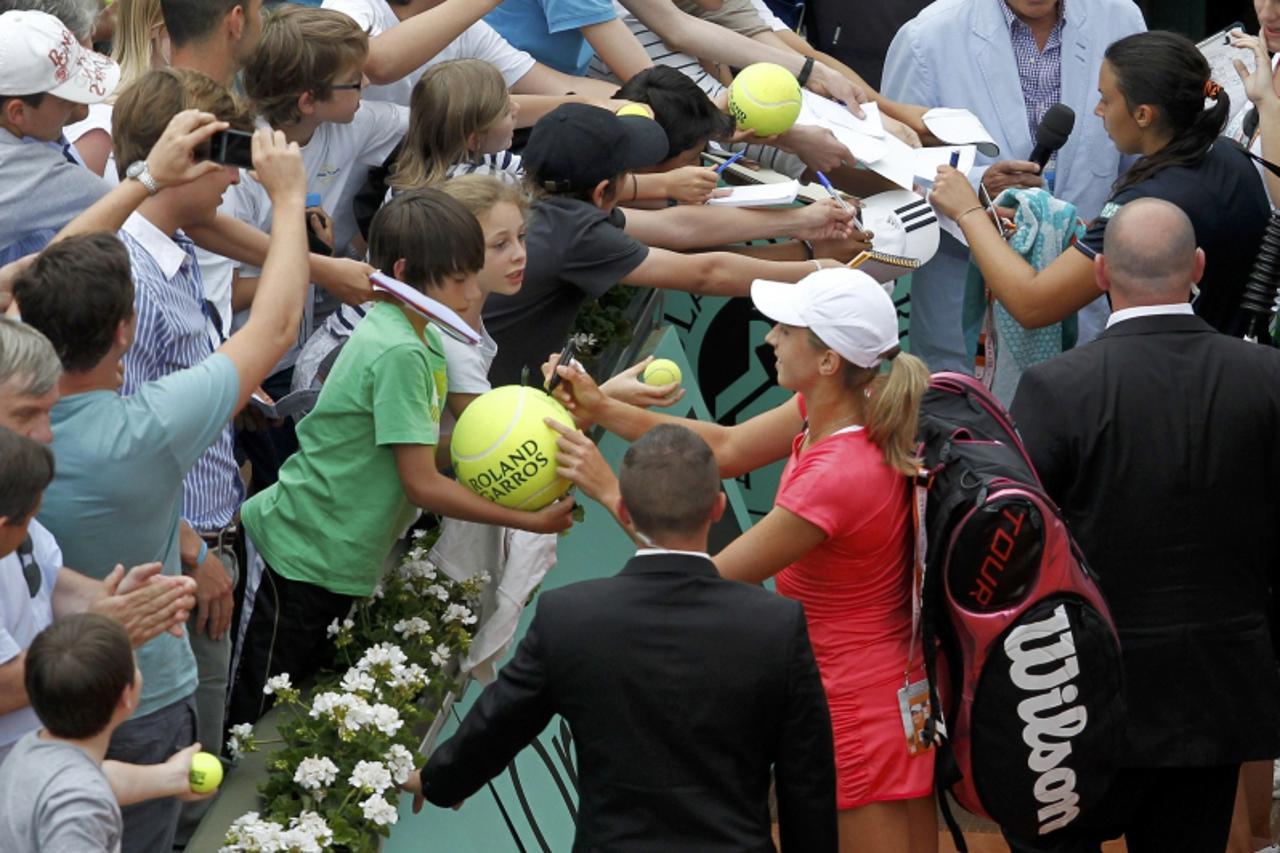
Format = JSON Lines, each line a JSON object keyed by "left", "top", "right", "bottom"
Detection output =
{"left": 523, "top": 103, "right": 670, "bottom": 193}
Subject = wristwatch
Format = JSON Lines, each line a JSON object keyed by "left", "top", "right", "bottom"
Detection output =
{"left": 126, "top": 160, "right": 159, "bottom": 196}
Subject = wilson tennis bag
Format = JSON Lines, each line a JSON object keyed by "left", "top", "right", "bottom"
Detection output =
{"left": 916, "top": 373, "right": 1125, "bottom": 848}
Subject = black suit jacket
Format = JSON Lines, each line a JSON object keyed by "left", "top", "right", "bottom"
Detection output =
{"left": 1010, "top": 314, "right": 1280, "bottom": 767}
{"left": 422, "top": 553, "right": 837, "bottom": 852}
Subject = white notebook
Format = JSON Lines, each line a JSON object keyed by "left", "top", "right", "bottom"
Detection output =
{"left": 706, "top": 180, "right": 801, "bottom": 207}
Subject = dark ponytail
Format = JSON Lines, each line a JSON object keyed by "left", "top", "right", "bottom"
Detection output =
{"left": 1106, "top": 30, "right": 1230, "bottom": 193}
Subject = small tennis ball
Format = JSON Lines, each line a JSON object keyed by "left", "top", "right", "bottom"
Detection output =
{"left": 615, "top": 103, "right": 655, "bottom": 119}
{"left": 642, "top": 358, "right": 682, "bottom": 387}
{"left": 452, "top": 386, "right": 577, "bottom": 510}
{"left": 189, "top": 752, "right": 223, "bottom": 794}
{"left": 727, "top": 62, "right": 803, "bottom": 137}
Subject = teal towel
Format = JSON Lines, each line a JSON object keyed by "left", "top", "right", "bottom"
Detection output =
{"left": 962, "top": 187, "right": 1085, "bottom": 404}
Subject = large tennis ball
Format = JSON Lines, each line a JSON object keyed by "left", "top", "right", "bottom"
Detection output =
{"left": 642, "top": 358, "right": 682, "bottom": 387}
{"left": 615, "top": 103, "right": 655, "bottom": 119}
{"left": 189, "top": 752, "right": 223, "bottom": 794}
{"left": 728, "top": 63, "right": 803, "bottom": 137}
{"left": 451, "top": 385, "right": 576, "bottom": 510}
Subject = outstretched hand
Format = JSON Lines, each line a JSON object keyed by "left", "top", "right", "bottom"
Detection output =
{"left": 1232, "top": 29, "right": 1280, "bottom": 112}
{"left": 600, "top": 356, "right": 684, "bottom": 409}
{"left": 144, "top": 110, "right": 228, "bottom": 190}
{"left": 545, "top": 418, "right": 619, "bottom": 507}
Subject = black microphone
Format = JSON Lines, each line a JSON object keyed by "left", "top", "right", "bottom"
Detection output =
{"left": 1029, "top": 104, "right": 1075, "bottom": 172}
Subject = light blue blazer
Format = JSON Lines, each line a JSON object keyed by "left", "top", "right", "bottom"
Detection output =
{"left": 880, "top": 0, "right": 1146, "bottom": 371}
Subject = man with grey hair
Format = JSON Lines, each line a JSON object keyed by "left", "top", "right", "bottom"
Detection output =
{"left": 403, "top": 423, "right": 838, "bottom": 852}
{"left": 0, "top": 318, "right": 196, "bottom": 766}
{"left": 1006, "top": 197, "right": 1280, "bottom": 852}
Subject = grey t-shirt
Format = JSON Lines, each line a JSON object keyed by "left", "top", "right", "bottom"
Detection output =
{"left": 0, "top": 731, "right": 122, "bottom": 852}
{"left": 483, "top": 197, "right": 648, "bottom": 386}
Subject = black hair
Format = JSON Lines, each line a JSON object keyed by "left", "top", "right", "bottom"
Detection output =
{"left": 25, "top": 614, "right": 134, "bottom": 739}
{"left": 159, "top": 0, "right": 247, "bottom": 48}
{"left": 614, "top": 66, "right": 734, "bottom": 161}
{"left": 13, "top": 233, "right": 135, "bottom": 373}
{"left": 1105, "top": 30, "right": 1229, "bottom": 193}
{"left": 368, "top": 188, "right": 485, "bottom": 293}
{"left": 0, "top": 94, "right": 45, "bottom": 113}
{"left": 0, "top": 427, "right": 54, "bottom": 522}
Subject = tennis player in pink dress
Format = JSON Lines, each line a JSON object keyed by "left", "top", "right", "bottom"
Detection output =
{"left": 550, "top": 268, "right": 938, "bottom": 852}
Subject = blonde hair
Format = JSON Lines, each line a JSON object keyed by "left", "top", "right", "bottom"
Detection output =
{"left": 390, "top": 60, "right": 511, "bottom": 191}
{"left": 243, "top": 6, "right": 369, "bottom": 128}
{"left": 438, "top": 173, "right": 530, "bottom": 222}
{"left": 809, "top": 331, "right": 929, "bottom": 476}
{"left": 865, "top": 352, "right": 929, "bottom": 476}
{"left": 111, "top": 0, "right": 166, "bottom": 93}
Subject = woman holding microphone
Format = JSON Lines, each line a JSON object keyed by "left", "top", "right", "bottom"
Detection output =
{"left": 549, "top": 268, "right": 936, "bottom": 853}
{"left": 929, "top": 31, "right": 1269, "bottom": 338}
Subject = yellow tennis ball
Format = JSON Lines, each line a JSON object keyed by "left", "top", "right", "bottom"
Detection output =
{"left": 728, "top": 62, "right": 803, "bottom": 137}
{"left": 642, "top": 358, "right": 682, "bottom": 387}
{"left": 189, "top": 752, "right": 223, "bottom": 794}
{"left": 451, "top": 385, "right": 577, "bottom": 510}
{"left": 615, "top": 103, "right": 655, "bottom": 119}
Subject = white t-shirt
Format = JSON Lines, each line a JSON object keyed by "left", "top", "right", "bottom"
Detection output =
{"left": 0, "top": 521, "right": 63, "bottom": 753}
{"left": 748, "top": 0, "right": 790, "bottom": 31}
{"left": 229, "top": 101, "right": 408, "bottom": 368}
{"left": 63, "top": 103, "right": 119, "bottom": 187}
{"left": 321, "top": 0, "right": 537, "bottom": 107}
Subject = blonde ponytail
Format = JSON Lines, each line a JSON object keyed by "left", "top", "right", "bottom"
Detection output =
{"left": 866, "top": 351, "right": 929, "bottom": 476}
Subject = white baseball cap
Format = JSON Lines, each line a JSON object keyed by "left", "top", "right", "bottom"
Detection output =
{"left": 0, "top": 11, "right": 119, "bottom": 104}
{"left": 751, "top": 268, "right": 901, "bottom": 369}
{"left": 860, "top": 188, "right": 941, "bottom": 266}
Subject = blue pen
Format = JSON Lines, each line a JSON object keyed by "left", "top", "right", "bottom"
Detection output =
{"left": 714, "top": 151, "right": 746, "bottom": 174}
{"left": 815, "top": 171, "right": 863, "bottom": 229}
{"left": 949, "top": 150, "right": 961, "bottom": 168}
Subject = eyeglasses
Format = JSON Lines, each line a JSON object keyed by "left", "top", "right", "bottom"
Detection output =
{"left": 17, "top": 535, "right": 40, "bottom": 599}
{"left": 331, "top": 81, "right": 364, "bottom": 92}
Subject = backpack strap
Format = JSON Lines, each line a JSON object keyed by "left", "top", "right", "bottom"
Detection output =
{"left": 915, "top": 464, "right": 968, "bottom": 852}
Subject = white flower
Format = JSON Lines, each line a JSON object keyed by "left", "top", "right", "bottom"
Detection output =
{"left": 226, "top": 723, "right": 255, "bottom": 760}
{"left": 387, "top": 662, "right": 428, "bottom": 692}
{"left": 294, "top": 811, "right": 332, "bottom": 848}
{"left": 408, "top": 545, "right": 427, "bottom": 562}
{"left": 392, "top": 616, "right": 431, "bottom": 639}
{"left": 357, "top": 642, "right": 408, "bottom": 672}
{"left": 400, "top": 559, "right": 438, "bottom": 582}
{"left": 370, "top": 582, "right": 385, "bottom": 600}
{"left": 430, "top": 643, "right": 452, "bottom": 668}
{"left": 425, "top": 583, "right": 449, "bottom": 602}
{"left": 292, "top": 755, "right": 339, "bottom": 791}
{"left": 370, "top": 702, "right": 403, "bottom": 736}
{"left": 340, "top": 669, "right": 376, "bottom": 695}
{"left": 309, "top": 691, "right": 349, "bottom": 719}
{"left": 263, "top": 673, "right": 292, "bottom": 696}
{"left": 341, "top": 696, "right": 375, "bottom": 735}
{"left": 386, "top": 744, "right": 417, "bottom": 785}
{"left": 360, "top": 793, "right": 399, "bottom": 827}
{"left": 349, "top": 759, "right": 394, "bottom": 794}
{"left": 221, "top": 811, "right": 285, "bottom": 851}
{"left": 443, "top": 603, "right": 477, "bottom": 625}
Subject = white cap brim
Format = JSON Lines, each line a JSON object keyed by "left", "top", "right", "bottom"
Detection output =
{"left": 861, "top": 189, "right": 940, "bottom": 265}
{"left": 750, "top": 279, "right": 806, "bottom": 326}
{"left": 47, "top": 50, "right": 119, "bottom": 105}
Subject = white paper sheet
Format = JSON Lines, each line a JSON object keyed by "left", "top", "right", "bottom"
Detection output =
{"left": 706, "top": 180, "right": 801, "bottom": 207}
{"left": 923, "top": 107, "right": 1000, "bottom": 156}
{"left": 799, "top": 91, "right": 886, "bottom": 137}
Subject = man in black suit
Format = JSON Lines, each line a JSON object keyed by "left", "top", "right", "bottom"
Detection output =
{"left": 1007, "top": 198, "right": 1280, "bottom": 853}
{"left": 400, "top": 424, "right": 837, "bottom": 852}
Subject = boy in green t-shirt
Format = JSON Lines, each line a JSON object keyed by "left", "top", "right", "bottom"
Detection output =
{"left": 229, "top": 188, "right": 576, "bottom": 726}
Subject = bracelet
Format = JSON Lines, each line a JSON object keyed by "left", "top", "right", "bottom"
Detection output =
{"left": 631, "top": 173, "right": 639, "bottom": 202}
{"left": 800, "top": 239, "right": 815, "bottom": 259}
{"left": 193, "top": 539, "right": 208, "bottom": 568}
{"left": 810, "top": 259, "right": 823, "bottom": 272}
{"left": 957, "top": 205, "right": 985, "bottom": 224}
{"left": 797, "top": 57, "right": 815, "bottom": 87}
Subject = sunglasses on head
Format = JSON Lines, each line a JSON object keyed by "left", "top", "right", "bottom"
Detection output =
{"left": 17, "top": 535, "right": 41, "bottom": 599}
